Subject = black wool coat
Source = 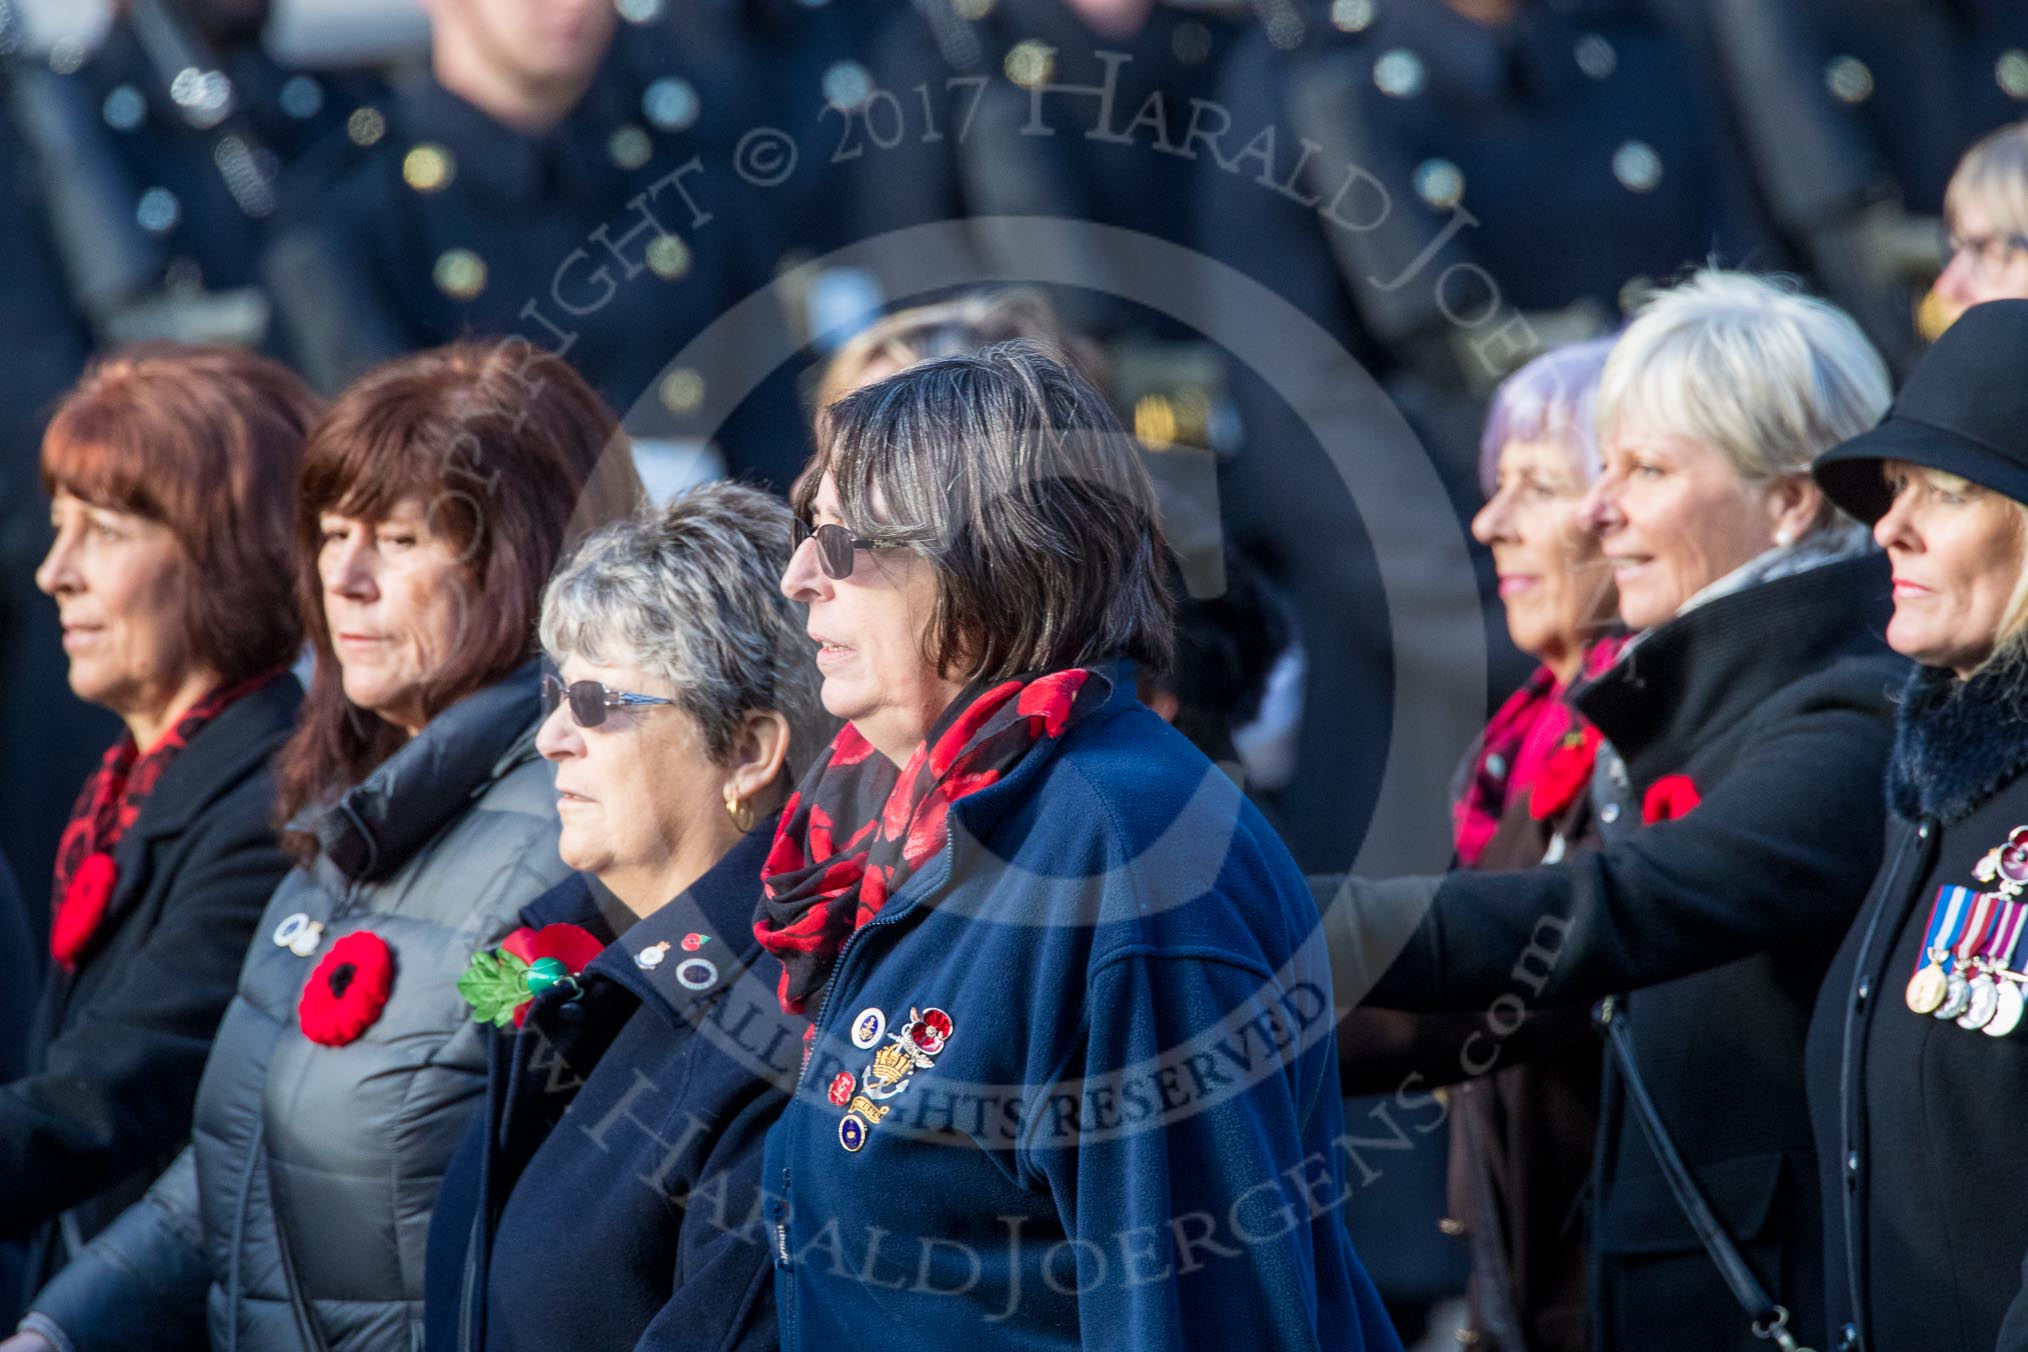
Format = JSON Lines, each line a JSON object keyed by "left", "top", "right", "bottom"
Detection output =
{"left": 1807, "top": 666, "right": 2028, "bottom": 1352}
{"left": 424, "top": 819, "right": 785, "bottom": 1352}
{"left": 1326, "top": 554, "right": 1905, "bottom": 1351}
{"left": 3, "top": 679, "right": 298, "bottom": 1290}
{"left": 0, "top": 850, "right": 35, "bottom": 1087}
{"left": 1336, "top": 776, "right": 1604, "bottom": 1352}
{"left": 0, "top": 848, "right": 37, "bottom": 1322}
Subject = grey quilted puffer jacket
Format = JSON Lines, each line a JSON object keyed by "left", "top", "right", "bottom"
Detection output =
{"left": 25, "top": 667, "right": 567, "bottom": 1352}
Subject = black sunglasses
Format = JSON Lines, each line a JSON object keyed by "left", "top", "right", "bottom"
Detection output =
{"left": 541, "top": 675, "right": 676, "bottom": 729}
{"left": 791, "top": 516, "right": 907, "bottom": 580}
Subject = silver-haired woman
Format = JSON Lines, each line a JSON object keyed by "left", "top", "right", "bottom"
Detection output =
{"left": 1327, "top": 271, "right": 1906, "bottom": 1352}
{"left": 422, "top": 480, "right": 827, "bottom": 1352}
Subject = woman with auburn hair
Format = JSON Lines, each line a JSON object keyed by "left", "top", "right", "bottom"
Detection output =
{"left": 1, "top": 346, "right": 314, "bottom": 1322}
{"left": 10, "top": 341, "right": 639, "bottom": 1352}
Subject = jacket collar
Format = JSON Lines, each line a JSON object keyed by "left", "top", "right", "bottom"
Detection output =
{"left": 1575, "top": 552, "right": 1893, "bottom": 764}
{"left": 298, "top": 663, "right": 543, "bottom": 884}
{"left": 1886, "top": 665, "right": 2028, "bottom": 825}
{"left": 591, "top": 812, "right": 780, "bottom": 1022}
{"left": 1669, "top": 525, "right": 1873, "bottom": 618}
{"left": 941, "top": 659, "right": 1137, "bottom": 832}
{"left": 519, "top": 871, "right": 610, "bottom": 933}
{"left": 122, "top": 675, "right": 300, "bottom": 844}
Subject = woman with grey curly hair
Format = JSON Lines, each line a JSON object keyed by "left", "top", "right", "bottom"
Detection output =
{"left": 422, "top": 480, "right": 826, "bottom": 1352}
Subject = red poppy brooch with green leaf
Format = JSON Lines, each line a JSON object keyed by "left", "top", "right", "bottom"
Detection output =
{"left": 457, "top": 923, "right": 603, "bottom": 1028}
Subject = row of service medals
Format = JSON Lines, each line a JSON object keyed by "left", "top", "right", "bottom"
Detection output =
{"left": 1906, "top": 830, "right": 2028, "bottom": 1035}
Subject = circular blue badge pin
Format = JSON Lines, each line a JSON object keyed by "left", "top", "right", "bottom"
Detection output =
{"left": 850, "top": 1007, "right": 886, "bottom": 1049}
{"left": 838, "top": 1114, "right": 867, "bottom": 1152}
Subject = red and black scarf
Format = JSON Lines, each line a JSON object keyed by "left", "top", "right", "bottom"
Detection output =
{"left": 754, "top": 667, "right": 1109, "bottom": 1019}
{"left": 49, "top": 668, "right": 283, "bottom": 972}
{"left": 1451, "top": 637, "right": 1625, "bottom": 866}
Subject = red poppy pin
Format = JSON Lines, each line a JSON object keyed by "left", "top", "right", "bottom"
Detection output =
{"left": 456, "top": 923, "right": 603, "bottom": 1029}
{"left": 1528, "top": 726, "right": 1602, "bottom": 823}
{"left": 50, "top": 851, "right": 117, "bottom": 972}
{"left": 1641, "top": 774, "right": 1702, "bottom": 825}
{"left": 298, "top": 931, "right": 397, "bottom": 1047}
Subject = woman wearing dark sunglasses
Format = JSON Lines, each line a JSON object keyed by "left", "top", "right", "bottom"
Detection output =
{"left": 757, "top": 341, "right": 1399, "bottom": 1351}
{"left": 13, "top": 342, "right": 637, "bottom": 1352}
{"left": 422, "top": 481, "right": 828, "bottom": 1352}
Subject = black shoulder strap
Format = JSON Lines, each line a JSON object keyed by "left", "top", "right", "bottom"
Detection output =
{"left": 1598, "top": 997, "right": 1814, "bottom": 1352}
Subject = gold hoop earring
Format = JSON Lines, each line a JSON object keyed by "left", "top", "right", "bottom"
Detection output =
{"left": 724, "top": 789, "right": 756, "bottom": 833}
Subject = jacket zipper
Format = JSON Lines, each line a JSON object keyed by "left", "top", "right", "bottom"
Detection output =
{"left": 774, "top": 1164, "right": 795, "bottom": 1350}
{"left": 777, "top": 836, "right": 957, "bottom": 1352}
{"left": 790, "top": 835, "right": 957, "bottom": 1095}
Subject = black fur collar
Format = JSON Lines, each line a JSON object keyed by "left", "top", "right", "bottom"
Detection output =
{"left": 1888, "top": 666, "right": 2028, "bottom": 824}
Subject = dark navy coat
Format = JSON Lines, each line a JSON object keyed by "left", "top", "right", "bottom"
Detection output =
{"left": 425, "top": 820, "right": 785, "bottom": 1352}
{"left": 762, "top": 675, "right": 1400, "bottom": 1351}
{"left": 262, "top": 69, "right": 808, "bottom": 486}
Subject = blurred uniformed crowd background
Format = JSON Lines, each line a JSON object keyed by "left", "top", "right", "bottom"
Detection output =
{"left": 0, "top": 0, "right": 2024, "bottom": 1336}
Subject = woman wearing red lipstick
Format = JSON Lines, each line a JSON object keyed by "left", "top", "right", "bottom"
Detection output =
{"left": 1329, "top": 272, "right": 1906, "bottom": 1351}
{"left": 1808, "top": 299, "right": 2028, "bottom": 1351}
{"left": 1408, "top": 338, "right": 1623, "bottom": 1352}
{"left": 0, "top": 346, "right": 313, "bottom": 1327}
{"left": 1455, "top": 337, "right": 1623, "bottom": 871}
{"left": 11, "top": 342, "right": 638, "bottom": 1352}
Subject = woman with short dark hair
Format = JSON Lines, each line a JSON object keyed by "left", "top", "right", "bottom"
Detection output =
{"left": 12, "top": 341, "right": 638, "bottom": 1352}
{"left": 4, "top": 346, "right": 313, "bottom": 1320}
{"left": 757, "top": 340, "right": 1399, "bottom": 1350}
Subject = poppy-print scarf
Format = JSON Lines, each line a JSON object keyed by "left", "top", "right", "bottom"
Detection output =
{"left": 754, "top": 667, "right": 1110, "bottom": 1019}
{"left": 49, "top": 667, "right": 284, "bottom": 971}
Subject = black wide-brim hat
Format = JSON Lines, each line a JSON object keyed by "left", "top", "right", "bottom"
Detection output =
{"left": 1814, "top": 299, "right": 2028, "bottom": 523}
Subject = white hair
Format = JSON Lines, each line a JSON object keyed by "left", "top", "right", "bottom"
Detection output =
{"left": 540, "top": 481, "right": 830, "bottom": 777}
{"left": 1479, "top": 336, "right": 1618, "bottom": 494}
{"left": 1598, "top": 271, "right": 1891, "bottom": 499}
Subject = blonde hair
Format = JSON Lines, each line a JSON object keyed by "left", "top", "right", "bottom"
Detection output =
{"left": 1910, "top": 466, "right": 2028, "bottom": 677}
{"left": 1598, "top": 271, "right": 1890, "bottom": 526}
{"left": 814, "top": 289, "right": 1096, "bottom": 411}
{"left": 1946, "top": 120, "right": 2028, "bottom": 239}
